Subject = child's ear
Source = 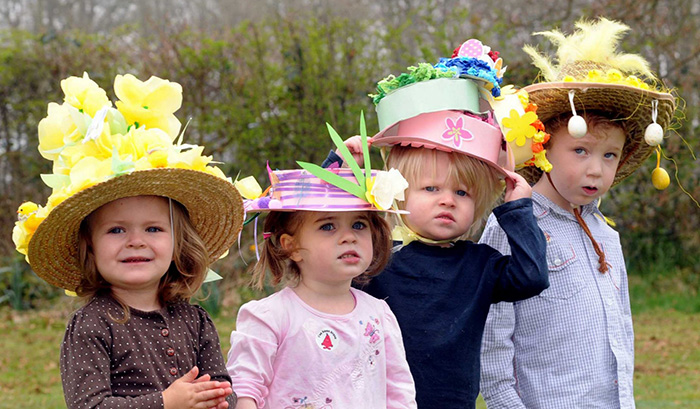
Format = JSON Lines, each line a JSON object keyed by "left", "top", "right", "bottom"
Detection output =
{"left": 279, "top": 233, "right": 302, "bottom": 262}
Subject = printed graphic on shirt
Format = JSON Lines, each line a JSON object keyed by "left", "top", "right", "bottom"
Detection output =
{"left": 359, "top": 317, "right": 381, "bottom": 345}
{"left": 315, "top": 329, "right": 338, "bottom": 351}
{"left": 284, "top": 395, "right": 333, "bottom": 409}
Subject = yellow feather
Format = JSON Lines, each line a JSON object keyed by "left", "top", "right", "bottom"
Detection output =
{"left": 523, "top": 45, "right": 557, "bottom": 82}
{"left": 525, "top": 17, "right": 655, "bottom": 79}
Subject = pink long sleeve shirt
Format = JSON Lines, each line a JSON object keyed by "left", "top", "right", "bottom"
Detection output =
{"left": 226, "top": 287, "right": 417, "bottom": 408}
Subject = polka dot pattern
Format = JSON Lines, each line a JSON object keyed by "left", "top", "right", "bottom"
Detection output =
{"left": 59, "top": 295, "right": 236, "bottom": 408}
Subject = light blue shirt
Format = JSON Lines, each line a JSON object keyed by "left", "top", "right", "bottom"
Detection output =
{"left": 479, "top": 192, "right": 635, "bottom": 409}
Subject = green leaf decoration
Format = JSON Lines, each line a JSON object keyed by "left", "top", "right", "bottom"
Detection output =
{"left": 40, "top": 174, "right": 70, "bottom": 190}
{"left": 297, "top": 161, "right": 365, "bottom": 199}
{"left": 326, "top": 123, "right": 365, "bottom": 187}
{"left": 360, "top": 111, "right": 372, "bottom": 191}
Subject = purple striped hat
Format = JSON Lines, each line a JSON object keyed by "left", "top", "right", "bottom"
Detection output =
{"left": 244, "top": 167, "right": 408, "bottom": 214}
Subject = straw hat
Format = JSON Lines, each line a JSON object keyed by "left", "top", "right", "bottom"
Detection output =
{"left": 516, "top": 17, "right": 676, "bottom": 186}
{"left": 13, "top": 73, "right": 243, "bottom": 291}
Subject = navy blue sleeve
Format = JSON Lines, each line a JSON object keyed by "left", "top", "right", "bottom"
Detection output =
{"left": 320, "top": 150, "right": 343, "bottom": 168}
{"left": 489, "top": 198, "right": 549, "bottom": 303}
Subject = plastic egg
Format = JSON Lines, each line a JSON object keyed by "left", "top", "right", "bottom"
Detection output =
{"left": 568, "top": 115, "right": 588, "bottom": 138}
{"left": 644, "top": 123, "right": 664, "bottom": 146}
{"left": 652, "top": 167, "right": 670, "bottom": 190}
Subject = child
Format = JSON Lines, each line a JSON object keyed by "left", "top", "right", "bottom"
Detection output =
{"left": 226, "top": 131, "right": 417, "bottom": 408}
{"left": 331, "top": 40, "right": 549, "bottom": 408}
{"left": 12, "top": 73, "right": 244, "bottom": 408}
{"left": 479, "top": 18, "right": 677, "bottom": 408}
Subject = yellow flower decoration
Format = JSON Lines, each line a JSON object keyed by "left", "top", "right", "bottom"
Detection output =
{"left": 38, "top": 103, "right": 83, "bottom": 160}
{"left": 13, "top": 73, "right": 233, "bottom": 257}
{"left": 61, "top": 72, "right": 111, "bottom": 117}
{"left": 502, "top": 109, "right": 538, "bottom": 146}
{"left": 114, "top": 74, "right": 183, "bottom": 139}
{"left": 234, "top": 176, "right": 263, "bottom": 200}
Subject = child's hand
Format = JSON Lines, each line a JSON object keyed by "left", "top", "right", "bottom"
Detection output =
{"left": 163, "top": 366, "right": 233, "bottom": 409}
{"left": 503, "top": 170, "right": 532, "bottom": 203}
{"left": 335, "top": 135, "right": 368, "bottom": 167}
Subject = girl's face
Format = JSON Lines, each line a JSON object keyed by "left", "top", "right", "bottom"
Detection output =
{"left": 403, "top": 150, "right": 475, "bottom": 241}
{"left": 282, "top": 211, "right": 373, "bottom": 288}
{"left": 88, "top": 196, "right": 174, "bottom": 301}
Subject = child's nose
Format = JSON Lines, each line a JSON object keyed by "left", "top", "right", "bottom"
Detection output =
{"left": 439, "top": 191, "right": 456, "bottom": 207}
{"left": 126, "top": 232, "right": 147, "bottom": 248}
{"left": 338, "top": 227, "right": 358, "bottom": 244}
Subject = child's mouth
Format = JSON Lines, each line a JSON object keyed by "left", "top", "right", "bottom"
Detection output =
{"left": 121, "top": 257, "right": 151, "bottom": 263}
{"left": 436, "top": 212, "right": 455, "bottom": 222}
{"left": 582, "top": 186, "right": 598, "bottom": 195}
{"left": 339, "top": 251, "right": 360, "bottom": 262}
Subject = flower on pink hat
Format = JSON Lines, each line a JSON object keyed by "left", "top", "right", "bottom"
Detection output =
{"left": 441, "top": 116, "right": 474, "bottom": 149}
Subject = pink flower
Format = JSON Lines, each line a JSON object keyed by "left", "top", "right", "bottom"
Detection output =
{"left": 441, "top": 116, "right": 474, "bottom": 148}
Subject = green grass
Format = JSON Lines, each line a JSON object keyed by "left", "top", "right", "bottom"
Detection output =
{"left": 1, "top": 276, "right": 699, "bottom": 408}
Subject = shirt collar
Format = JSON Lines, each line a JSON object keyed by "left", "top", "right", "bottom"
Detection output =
{"left": 532, "top": 191, "right": 601, "bottom": 220}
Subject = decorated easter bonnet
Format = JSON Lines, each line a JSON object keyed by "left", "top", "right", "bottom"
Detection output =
{"left": 369, "top": 39, "right": 512, "bottom": 175}
{"left": 237, "top": 114, "right": 408, "bottom": 215}
{"left": 12, "top": 73, "right": 244, "bottom": 292}
{"left": 509, "top": 18, "right": 676, "bottom": 188}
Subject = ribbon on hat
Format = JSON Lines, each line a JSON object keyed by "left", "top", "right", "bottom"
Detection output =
{"left": 391, "top": 223, "right": 455, "bottom": 248}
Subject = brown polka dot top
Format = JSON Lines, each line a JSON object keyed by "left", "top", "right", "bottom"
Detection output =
{"left": 60, "top": 295, "right": 236, "bottom": 408}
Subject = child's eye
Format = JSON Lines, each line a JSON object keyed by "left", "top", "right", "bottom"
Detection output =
{"left": 146, "top": 226, "right": 164, "bottom": 233}
{"left": 574, "top": 148, "right": 586, "bottom": 155}
{"left": 604, "top": 152, "right": 618, "bottom": 159}
{"left": 320, "top": 223, "right": 335, "bottom": 231}
{"left": 107, "top": 227, "right": 125, "bottom": 234}
{"left": 352, "top": 221, "right": 367, "bottom": 230}
{"left": 456, "top": 190, "right": 468, "bottom": 197}
{"left": 425, "top": 186, "right": 437, "bottom": 192}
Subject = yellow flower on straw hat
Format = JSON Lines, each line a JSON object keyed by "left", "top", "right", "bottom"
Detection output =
{"left": 13, "top": 73, "right": 244, "bottom": 291}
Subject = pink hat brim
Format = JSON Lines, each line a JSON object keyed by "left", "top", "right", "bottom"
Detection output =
{"left": 371, "top": 110, "right": 509, "bottom": 177}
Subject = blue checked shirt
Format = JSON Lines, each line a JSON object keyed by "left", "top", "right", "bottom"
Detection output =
{"left": 479, "top": 192, "right": 635, "bottom": 409}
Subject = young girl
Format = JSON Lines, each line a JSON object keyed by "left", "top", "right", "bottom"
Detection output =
{"left": 226, "top": 153, "right": 417, "bottom": 408}
{"left": 13, "top": 73, "right": 244, "bottom": 409}
{"left": 326, "top": 40, "right": 549, "bottom": 408}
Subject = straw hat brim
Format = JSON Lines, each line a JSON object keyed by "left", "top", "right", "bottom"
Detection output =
{"left": 519, "top": 82, "right": 675, "bottom": 186}
{"left": 27, "top": 168, "right": 244, "bottom": 291}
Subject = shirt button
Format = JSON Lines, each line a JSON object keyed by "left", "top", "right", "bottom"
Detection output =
{"left": 161, "top": 328, "right": 170, "bottom": 337}
{"left": 554, "top": 258, "right": 562, "bottom": 265}
{"left": 169, "top": 367, "right": 178, "bottom": 376}
{"left": 606, "top": 298, "right": 613, "bottom": 306}
{"left": 166, "top": 347, "right": 175, "bottom": 357}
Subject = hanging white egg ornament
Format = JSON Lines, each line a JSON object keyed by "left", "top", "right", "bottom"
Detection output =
{"left": 651, "top": 167, "right": 670, "bottom": 190}
{"left": 568, "top": 115, "right": 588, "bottom": 138}
{"left": 644, "top": 122, "right": 664, "bottom": 146}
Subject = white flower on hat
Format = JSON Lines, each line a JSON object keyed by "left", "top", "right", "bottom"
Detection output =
{"left": 366, "top": 168, "right": 408, "bottom": 210}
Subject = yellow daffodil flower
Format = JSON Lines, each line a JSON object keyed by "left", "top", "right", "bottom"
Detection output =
{"left": 61, "top": 72, "right": 111, "bottom": 117}
{"left": 234, "top": 176, "right": 263, "bottom": 200}
{"left": 114, "top": 74, "right": 183, "bottom": 139}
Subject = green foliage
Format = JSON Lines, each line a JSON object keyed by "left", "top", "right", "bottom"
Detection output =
{"left": 0, "top": 255, "right": 59, "bottom": 310}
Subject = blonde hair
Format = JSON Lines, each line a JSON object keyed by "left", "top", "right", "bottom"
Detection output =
{"left": 77, "top": 196, "right": 209, "bottom": 322}
{"left": 251, "top": 211, "right": 392, "bottom": 290}
{"left": 385, "top": 146, "right": 503, "bottom": 238}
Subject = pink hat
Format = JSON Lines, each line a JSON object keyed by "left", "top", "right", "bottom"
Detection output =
{"left": 244, "top": 167, "right": 408, "bottom": 214}
{"left": 371, "top": 110, "right": 511, "bottom": 176}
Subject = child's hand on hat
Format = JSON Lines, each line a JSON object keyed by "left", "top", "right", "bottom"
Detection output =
{"left": 163, "top": 366, "right": 233, "bottom": 409}
{"left": 336, "top": 135, "right": 370, "bottom": 167}
{"left": 503, "top": 170, "right": 532, "bottom": 203}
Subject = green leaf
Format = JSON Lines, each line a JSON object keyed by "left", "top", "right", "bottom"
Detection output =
{"left": 326, "top": 123, "right": 365, "bottom": 187}
{"left": 40, "top": 174, "right": 70, "bottom": 190}
{"left": 360, "top": 111, "right": 372, "bottom": 189}
{"left": 297, "top": 161, "right": 365, "bottom": 199}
